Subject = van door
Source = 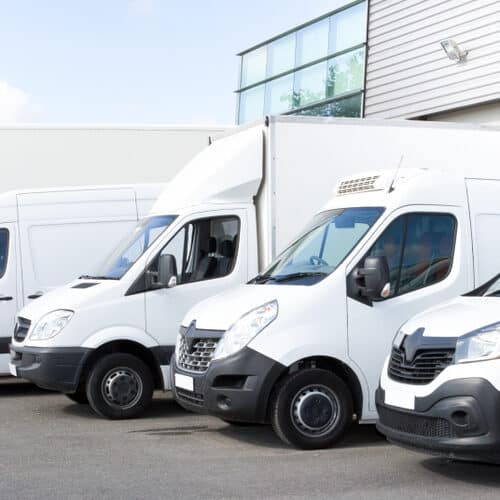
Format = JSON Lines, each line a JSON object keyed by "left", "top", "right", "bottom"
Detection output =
{"left": 0, "top": 224, "right": 17, "bottom": 373}
{"left": 346, "top": 207, "right": 471, "bottom": 415}
{"left": 143, "top": 210, "right": 249, "bottom": 380}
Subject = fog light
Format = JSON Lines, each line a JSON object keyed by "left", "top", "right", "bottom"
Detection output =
{"left": 217, "top": 395, "right": 232, "bottom": 410}
{"left": 450, "top": 410, "right": 469, "bottom": 427}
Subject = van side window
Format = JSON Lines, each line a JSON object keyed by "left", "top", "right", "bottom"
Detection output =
{"left": 0, "top": 229, "right": 8, "bottom": 279}
{"left": 366, "top": 213, "right": 456, "bottom": 298}
{"left": 159, "top": 216, "right": 240, "bottom": 285}
{"left": 367, "top": 217, "right": 404, "bottom": 298}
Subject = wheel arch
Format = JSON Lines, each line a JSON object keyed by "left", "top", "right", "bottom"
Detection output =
{"left": 80, "top": 340, "right": 163, "bottom": 390}
{"left": 273, "top": 355, "right": 364, "bottom": 420}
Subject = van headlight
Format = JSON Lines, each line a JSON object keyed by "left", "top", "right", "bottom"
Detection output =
{"left": 29, "top": 310, "right": 74, "bottom": 341}
{"left": 213, "top": 301, "right": 278, "bottom": 361}
{"left": 455, "top": 322, "right": 500, "bottom": 364}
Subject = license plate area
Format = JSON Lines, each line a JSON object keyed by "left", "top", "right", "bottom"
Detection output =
{"left": 174, "top": 373, "right": 194, "bottom": 392}
{"left": 384, "top": 388, "right": 415, "bottom": 410}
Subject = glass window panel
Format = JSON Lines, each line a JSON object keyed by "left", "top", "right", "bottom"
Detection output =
{"left": 293, "top": 61, "right": 327, "bottom": 108}
{"left": 398, "top": 214, "right": 456, "bottom": 295}
{"left": 327, "top": 48, "right": 365, "bottom": 98}
{"left": 329, "top": 2, "right": 367, "bottom": 54}
{"left": 292, "top": 94, "right": 362, "bottom": 117}
{"left": 265, "top": 74, "right": 294, "bottom": 114}
{"left": 267, "top": 34, "right": 296, "bottom": 78}
{"left": 296, "top": 19, "right": 329, "bottom": 67}
{"left": 238, "top": 85, "right": 265, "bottom": 124}
{"left": 367, "top": 217, "right": 405, "bottom": 298}
{"left": 0, "top": 229, "right": 8, "bottom": 278}
{"left": 240, "top": 46, "right": 267, "bottom": 87}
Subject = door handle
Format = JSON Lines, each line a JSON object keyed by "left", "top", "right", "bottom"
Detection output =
{"left": 0, "top": 295, "right": 13, "bottom": 301}
{"left": 27, "top": 293, "right": 43, "bottom": 299}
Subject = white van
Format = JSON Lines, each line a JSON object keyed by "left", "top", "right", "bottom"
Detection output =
{"left": 171, "top": 159, "right": 500, "bottom": 449}
{"left": 0, "top": 184, "right": 163, "bottom": 375}
{"left": 9, "top": 117, "right": 380, "bottom": 419}
{"left": 377, "top": 273, "right": 500, "bottom": 464}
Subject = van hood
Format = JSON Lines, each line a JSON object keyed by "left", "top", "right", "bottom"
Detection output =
{"left": 403, "top": 296, "right": 500, "bottom": 338}
{"left": 183, "top": 284, "right": 303, "bottom": 331}
{"left": 18, "top": 279, "right": 119, "bottom": 323}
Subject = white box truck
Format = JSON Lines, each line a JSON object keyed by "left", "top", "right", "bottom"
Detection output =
{"left": 0, "top": 184, "right": 164, "bottom": 375}
{"left": 0, "top": 124, "right": 227, "bottom": 192}
{"left": 9, "top": 116, "right": 395, "bottom": 419}
{"left": 170, "top": 120, "right": 500, "bottom": 449}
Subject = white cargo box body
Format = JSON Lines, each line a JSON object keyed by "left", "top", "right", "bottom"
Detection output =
{"left": 253, "top": 117, "right": 500, "bottom": 268}
{"left": 0, "top": 125, "right": 227, "bottom": 192}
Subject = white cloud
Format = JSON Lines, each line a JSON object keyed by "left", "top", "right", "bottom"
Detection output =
{"left": 0, "top": 81, "right": 31, "bottom": 122}
{"left": 127, "top": 0, "right": 154, "bottom": 17}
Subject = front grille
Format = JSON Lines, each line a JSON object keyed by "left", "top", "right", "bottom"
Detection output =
{"left": 388, "top": 346, "right": 455, "bottom": 385}
{"left": 176, "top": 388, "right": 204, "bottom": 407}
{"left": 13, "top": 317, "right": 31, "bottom": 342}
{"left": 178, "top": 337, "right": 220, "bottom": 373}
{"left": 378, "top": 405, "right": 457, "bottom": 439}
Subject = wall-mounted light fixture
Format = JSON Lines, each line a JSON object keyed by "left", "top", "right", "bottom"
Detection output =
{"left": 440, "top": 39, "right": 468, "bottom": 62}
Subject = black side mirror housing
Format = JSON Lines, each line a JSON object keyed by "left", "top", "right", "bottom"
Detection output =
{"left": 348, "top": 256, "right": 391, "bottom": 305}
{"left": 149, "top": 254, "right": 178, "bottom": 289}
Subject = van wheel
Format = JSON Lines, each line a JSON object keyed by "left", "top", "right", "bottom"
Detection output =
{"left": 86, "top": 353, "right": 154, "bottom": 419}
{"left": 65, "top": 391, "right": 88, "bottom": 404}
{"left": 270, "top": 369, "right": 353, "bottom": 449}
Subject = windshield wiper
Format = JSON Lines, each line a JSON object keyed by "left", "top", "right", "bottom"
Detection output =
{"left": 250, "top": 274, "right": 276, "bottom": 284}
{"left": 78, "top": 275, "right": 119, "bottom": 281}
{"left": 272, "top": 272, "right": 328, "bottom": 283}
{"left": 485, "top": 290, "right": 500, "bottom": 297}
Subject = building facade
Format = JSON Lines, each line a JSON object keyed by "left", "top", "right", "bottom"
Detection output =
{"left": 236, "top": 1, "right": 368, "bottom": 124}
{"left": 237, "top": 0, "right": 500, "bottom": 125}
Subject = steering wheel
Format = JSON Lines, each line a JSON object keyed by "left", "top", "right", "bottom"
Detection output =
{"left": 309, "top": 255, "right": 328, "bottom": 266}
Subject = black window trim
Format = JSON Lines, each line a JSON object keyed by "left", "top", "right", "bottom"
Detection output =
{"left": 0, "top": 228, "right": 9, "bottom": 280}
{"left": 146, "top": 215, "right": 242, "bottom": 293}
{"left": 350, "top": 211, "right": 458, "bottom": 303}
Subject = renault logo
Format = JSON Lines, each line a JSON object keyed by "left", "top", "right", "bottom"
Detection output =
{"left": 401, "top": 328, "right": 425, "bottom": 363}
{"left": 185, "top": 321, "right": 196, "bottom": 351}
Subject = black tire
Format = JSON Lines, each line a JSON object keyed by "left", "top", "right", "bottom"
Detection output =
{"left": 270, "top": 368, "right": 353, "bottom": 449}
{"left": 85, "top": 353, "right": 154, "bottom": 420}
{"left": 65, "top": 391, "right": 88, "bottom": 404}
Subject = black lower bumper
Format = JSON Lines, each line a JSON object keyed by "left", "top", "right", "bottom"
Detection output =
{"left": 171, "top": 347, "right": 285, "bottom": 423}
{"left": 10, "top": 345, "right": 92, "bottom": 393}
{"left": 376, "top": 378, "right": 500, "bottom": 463}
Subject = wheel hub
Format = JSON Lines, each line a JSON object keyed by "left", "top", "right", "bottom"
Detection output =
{"left": 291, "top": 385, "right": 339, "bottom": 437}
{"left": 102, "top": 368, "right": 143, "bottom": 409}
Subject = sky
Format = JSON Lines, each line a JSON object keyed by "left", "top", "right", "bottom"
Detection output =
{"left": 0, "top": 0, "right": 347, "bottom": 125}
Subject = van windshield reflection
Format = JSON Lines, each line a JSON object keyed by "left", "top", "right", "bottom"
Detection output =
{"left": 252, "top": 207, "right": 384, "bottom": 286}
{"left": 88, "top": 215, "right": 177, "bottom": 280}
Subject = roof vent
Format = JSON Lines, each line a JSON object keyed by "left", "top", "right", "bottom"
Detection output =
{"left": 337, "top": 175, "right": 381, "bottom": 196}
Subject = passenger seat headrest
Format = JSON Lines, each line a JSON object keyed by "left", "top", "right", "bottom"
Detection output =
{"left": 208, "top": 236, "right": 217, "bottom": 253}
{"left": 220, "top": 239, "right": 235, "bottom": 258}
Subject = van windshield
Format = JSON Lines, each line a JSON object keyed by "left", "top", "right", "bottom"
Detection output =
{"left": 252, "top": 207, "right": 384, "bottom": 286}
{"left": 86, "top": 215, "right": 177, "bottom": 280}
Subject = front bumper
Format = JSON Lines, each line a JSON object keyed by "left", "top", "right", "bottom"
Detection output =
{"left": 171, "top": 346, "right": 285, "bottom": 423}
{"left": 10, "top": 345, "right": 92, "bottom": 393}
{"left": 376, "top": 378, "right": 500, "bottom": 463}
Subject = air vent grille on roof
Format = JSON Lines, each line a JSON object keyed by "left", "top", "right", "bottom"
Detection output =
{"left": 337, "top": 175, "right": 380, "bottom": 196}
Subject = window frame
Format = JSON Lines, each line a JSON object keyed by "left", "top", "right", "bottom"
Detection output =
{"left": 0, "top": 228, "right": 9, "bottom": 280}
{"left": 152, "top": 215, "right": 242, "bottom": 289}
{"left": 353, "top": 211, "right": 458, "bottom": 301}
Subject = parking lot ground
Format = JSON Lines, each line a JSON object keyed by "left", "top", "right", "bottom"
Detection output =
{"left": 1, "top": 377, "right": 500, "bottom": 500}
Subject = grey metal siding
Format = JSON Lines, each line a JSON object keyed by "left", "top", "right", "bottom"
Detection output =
{"left": 365, "top": 0, "right": 500, "bottom": 118}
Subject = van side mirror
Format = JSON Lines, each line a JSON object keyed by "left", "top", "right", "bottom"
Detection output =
{"left": 150, "top": 254, "right": 178, "bottom": 289}
{"left": 349, "top": 256, "right": 391, "bottom": 305}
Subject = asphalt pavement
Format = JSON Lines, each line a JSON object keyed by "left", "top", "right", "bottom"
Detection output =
{"left": 1, "top": 377, "right": 499, "bottom": 500}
